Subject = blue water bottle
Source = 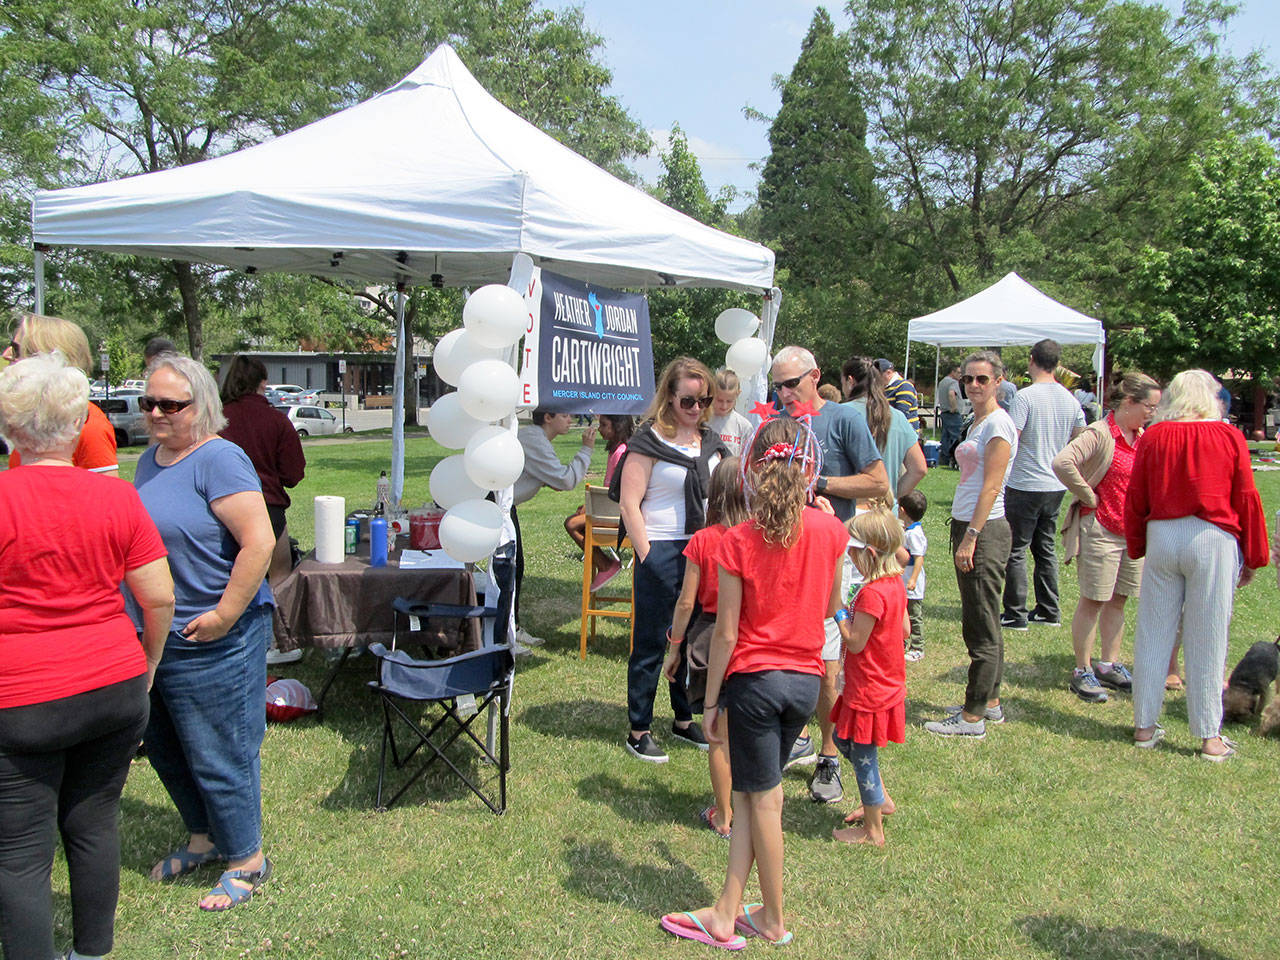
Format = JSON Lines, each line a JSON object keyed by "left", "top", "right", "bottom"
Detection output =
{"left": 369, "top": 517, "right": 388, "bottom": 567}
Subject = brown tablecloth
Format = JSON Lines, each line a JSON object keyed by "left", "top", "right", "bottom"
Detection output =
{"left": 271, "top": 544, "right": 481, "bottom": 653}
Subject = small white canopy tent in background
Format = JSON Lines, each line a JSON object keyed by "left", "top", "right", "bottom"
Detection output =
{"left": 30, "top": 42, "right": 779, "bottom": 502}
{"left": 904, "top": 272, "right": 1106, "bottom": 421}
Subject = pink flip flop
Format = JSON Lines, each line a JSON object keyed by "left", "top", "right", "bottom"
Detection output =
{"left": 733, "top": 903, "right": 794, "bottom": 944}
{"left": 660, "top": 912, "right": 747, "bottom": 950}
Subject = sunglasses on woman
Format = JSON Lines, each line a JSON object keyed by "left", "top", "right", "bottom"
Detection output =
{"left": 677, "top": 395, "right": 713, "bottom": 410}
{"left": 141, "top": 396, "right": 195, "bottom": 414}
{"left": 961, "top": 374, "right": 992, "bottom": 385}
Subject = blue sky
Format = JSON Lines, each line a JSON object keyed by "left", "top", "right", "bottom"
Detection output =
{"left": 551, "top": 1, "right": 1280, "bottom": 209}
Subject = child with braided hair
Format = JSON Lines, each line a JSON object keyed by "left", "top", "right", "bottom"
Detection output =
{"left": 660, "top": 416, "right": 847, "bottom": 949}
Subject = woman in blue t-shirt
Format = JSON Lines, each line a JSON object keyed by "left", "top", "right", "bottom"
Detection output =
{"left": 132, "top": 353, "right": 277, "bottom": 911}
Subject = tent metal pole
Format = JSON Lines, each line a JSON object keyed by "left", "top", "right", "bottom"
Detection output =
{"left": 390, "top": 285, "right": 407, "bottom": 507}
{"left": 903, "top": 340, "right": 911, "bottom": 387}
{"left": 934, "top": 345, "right": 941, "bottom": 440}
{"left": 33, "top": 249, "right": 45, "bottom": 314}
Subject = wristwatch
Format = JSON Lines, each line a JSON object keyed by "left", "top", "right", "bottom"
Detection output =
{"left": 815, "top": 476, "right": 829, "bottom": 494}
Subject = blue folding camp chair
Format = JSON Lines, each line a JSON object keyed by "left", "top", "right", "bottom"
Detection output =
{"left": 368, "top": 553, "right": 515, "bottom": 814}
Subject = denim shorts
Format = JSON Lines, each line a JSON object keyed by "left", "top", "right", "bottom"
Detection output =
{"left": 724, "top": 670, "right": 820, "bottom": 793}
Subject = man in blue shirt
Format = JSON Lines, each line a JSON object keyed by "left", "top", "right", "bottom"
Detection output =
{"left": 770, "top": 346, "right": 888, "bottom": 803}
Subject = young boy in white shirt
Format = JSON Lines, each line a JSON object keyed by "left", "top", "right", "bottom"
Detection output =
{"left": 898, "top": 490, "right": 928, "bottom": 661}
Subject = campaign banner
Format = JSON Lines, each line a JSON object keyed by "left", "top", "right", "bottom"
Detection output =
{"left": 524, "top": 270, "right": 654, "bottom": 415}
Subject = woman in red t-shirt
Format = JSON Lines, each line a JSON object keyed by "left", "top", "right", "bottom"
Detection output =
{"left": 0, "top": 354, "right": 174, "bottom": 960}
{"left": 662, "top": 456, "right": 748, "bottom": 840}
{"left": 830, "top": 508, "right": 909, "bottom": 846}
{"left": 660, "top": 418, "right": 847, "bottom": 949}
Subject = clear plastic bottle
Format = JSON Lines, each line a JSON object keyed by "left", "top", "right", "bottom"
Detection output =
{"left": 375, "top": 470, "right": 390, "bottom": 513}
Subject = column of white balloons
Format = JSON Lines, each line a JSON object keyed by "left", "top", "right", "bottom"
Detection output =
{"left": 427, "top": 284, "right": 529, "bottom": 563}
{"left": 717, "top": 307, "right": 766, "bottom": 378}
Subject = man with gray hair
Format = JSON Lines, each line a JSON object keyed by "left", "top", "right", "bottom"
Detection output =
{"left": 770, "top": 345, "right": 888, "bottom": 803}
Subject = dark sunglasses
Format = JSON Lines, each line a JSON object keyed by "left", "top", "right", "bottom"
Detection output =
{"left": 962, "top": 374, "right": 992, "bottom": 385}
{"left": 677, "top": 394, "right": 713, "bottom": 410}
{"left": 140, "top": 396, "right": 194, "bottom": 414}
{"left": 771, "top": 369, "right": 813, "bottom": 392}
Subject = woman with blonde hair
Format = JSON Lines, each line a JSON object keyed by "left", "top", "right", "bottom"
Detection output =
{"left": 3, "top": 312, "right": 117, "bottom": 474}
{"left": 1124, "top": 369, "right": 1268, "bottom": 759}
{"left": 659, "top": 416, "right": 847, "bottom": 947}
{"left": 618, "top": 357, "right": 727, "bottom": 762}
{"left": 1053, "top": 372, "right": 1161, "bottom": 702}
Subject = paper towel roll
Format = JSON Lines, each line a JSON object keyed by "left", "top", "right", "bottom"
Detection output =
{"left": 314, "top": 496, "right": 346, "bottom": 564}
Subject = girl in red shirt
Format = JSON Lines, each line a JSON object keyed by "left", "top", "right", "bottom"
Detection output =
{"left": 660, "top": 417, "right": 847, "bottom": 949}
{"left": 831, "top": 508, "right": 910, "bottom": 846}
{"left": 663, "top": 457, "right": 748, "bottom": 840}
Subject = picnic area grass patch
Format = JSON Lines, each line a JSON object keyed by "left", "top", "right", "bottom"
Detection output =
{"left": 102, "top": 436, "right": 1279, "bottom": 958}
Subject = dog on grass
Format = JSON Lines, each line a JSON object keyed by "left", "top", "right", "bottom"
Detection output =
{"left": 1222, "top": 638, "right": 1279, "bottom": 730}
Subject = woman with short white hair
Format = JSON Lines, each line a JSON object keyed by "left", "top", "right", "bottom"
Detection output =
{"left": 1125, "top": 369, "right": 1268, "bottom": 759}
{"left": 0, "top": 353, "right": 174, "bottom": 960}
{"left": 130, "top": 353, "right": 277, "bottom": 909}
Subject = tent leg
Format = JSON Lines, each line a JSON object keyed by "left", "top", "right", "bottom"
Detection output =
{"left": 33, "top": 249, "right": 45, "bottom": 314}
{"left": 933, "top": 345, "right": 941, "bottom": 440}
{"left": 746, "top": 287, "right": 782, "bottom": 422}
{"left": 391, "top": 286, "right": 406, "bottom": 507}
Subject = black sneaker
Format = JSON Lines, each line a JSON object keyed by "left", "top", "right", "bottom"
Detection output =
{"left": 671, "top": 721, "right": 709, "bottom": 751}
{"left": 1001, "top": 615, "right": 1029, "bottom": 631}
{"left": 808, "top": 756, "right": 843, "bottom": 803}
{"left": 625, "top": 732, "right": 669, "bottom": 764}
{"left": 1028, "top": 611, "right": 1062, "bottom": 627}
{"left": 1093, "top": 661, "right": 1133, "bottom": 691}
{"left": 784, "top": 734, "right": 818, "bottom": 770}
{"left": 1070, "top": 669, "right": 1109, "bottom": 703}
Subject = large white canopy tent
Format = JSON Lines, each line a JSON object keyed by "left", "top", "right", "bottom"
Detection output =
{"left": 905, "top": 272, "right": 1106, "bottom": 414}
{"left": 31, "top": 43, "right": 778, "bottom": 503}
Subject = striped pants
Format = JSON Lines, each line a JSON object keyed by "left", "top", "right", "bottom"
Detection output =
{"left": 1131, "top": 516, "right": 1239, "bottom": 739}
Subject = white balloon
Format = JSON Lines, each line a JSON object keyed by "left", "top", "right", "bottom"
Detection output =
{"left": 457, "top": 358, "right": 522, "bottom": 423}
{"left": 725, "top": 337, "right": 769, "bottom": 377}
{"left": 439, "top": 498, "right": 504, "bottom": 563}
{"left": 714, "top": 307, "right": 760, "bottom": 345}
{"left": 464, "top": 425, "right": 526, "bottom": 491}
{"left": 429, "top": 455, "right": 486, "bottom": 510}
{"left": 426, "top": 392, "right": 489, "bottom": 450}
{"left": 463, "top": 284, "right": 528, "bottom": 349}
{"left": 432, "top": 328, "right": 502, "bottom": 387}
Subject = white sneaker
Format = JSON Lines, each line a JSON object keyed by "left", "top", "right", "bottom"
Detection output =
{"left": 266, "top": 646, "right": 303, "bottom": 665}
{"left": 515, "top": 627, "right": 545, "bottom": 647}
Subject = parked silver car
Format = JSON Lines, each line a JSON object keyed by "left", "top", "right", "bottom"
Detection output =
{"left": 97, "top": 395, "right": 150, "bottom": 447}
{"left": 286, "top": 404, "right": 351, "bottom": 436}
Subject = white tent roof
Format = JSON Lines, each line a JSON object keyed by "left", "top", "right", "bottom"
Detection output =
{"left": 32, "top": 44, "right": 774, "bottom": 293}
{"left": 906, "top": 272, "right": 1104, "bottom": 373}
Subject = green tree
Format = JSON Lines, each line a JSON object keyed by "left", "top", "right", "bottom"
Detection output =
{"left": 647, "top": 127, "right": 755, "bottom": 372}
{"left": 843, "top": 0, "right": 1278, "bottom": 306}
{"left": 1125, "top": 136, "right": 1280, "bottom": 383}
{"left": 759, "top": 7, "right": 881, "bottom": 289}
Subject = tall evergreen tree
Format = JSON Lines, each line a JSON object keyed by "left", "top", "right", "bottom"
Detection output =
{"left": 759, "top": 7, "right": 881, "bottom": 289}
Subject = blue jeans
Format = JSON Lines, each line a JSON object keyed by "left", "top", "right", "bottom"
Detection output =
{"left": 834, "top": 736, "right": 885, "bottom": 806}
{"left": 1002, "top": 487, "right": 1065, "bottom": 623}
{"left": 627, "top": 540, "right": 692, "bottom": 731}
{"left": 146, "top": 604, "right": 270, "bottom": 860}
{"left": 939, "top": 412, "right": 964, "bottom": 466}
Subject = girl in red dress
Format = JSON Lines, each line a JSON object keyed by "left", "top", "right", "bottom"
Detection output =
{"left": 831, "top": 508, "right": 910, "bottom": 846}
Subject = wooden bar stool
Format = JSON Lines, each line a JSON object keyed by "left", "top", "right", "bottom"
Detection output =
{"left": 579, "top": 484, "right": 635, "bottom": 659}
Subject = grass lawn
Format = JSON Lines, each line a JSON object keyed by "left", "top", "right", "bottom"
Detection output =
{"left": 92, "top": 434, "right": 1280, "bottom": 959}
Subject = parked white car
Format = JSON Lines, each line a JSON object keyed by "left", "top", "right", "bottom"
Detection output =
{"left": 286, "top": 404, "right": 350, "bottom": 436}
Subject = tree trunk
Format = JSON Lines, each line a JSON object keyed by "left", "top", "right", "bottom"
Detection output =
{"left": 173, "top": 260, "right": 202, "bottom": 360}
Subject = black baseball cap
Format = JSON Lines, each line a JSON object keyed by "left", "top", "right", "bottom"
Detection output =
{"left": 874, "top": 358, "right": 894, "bottom": 373}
